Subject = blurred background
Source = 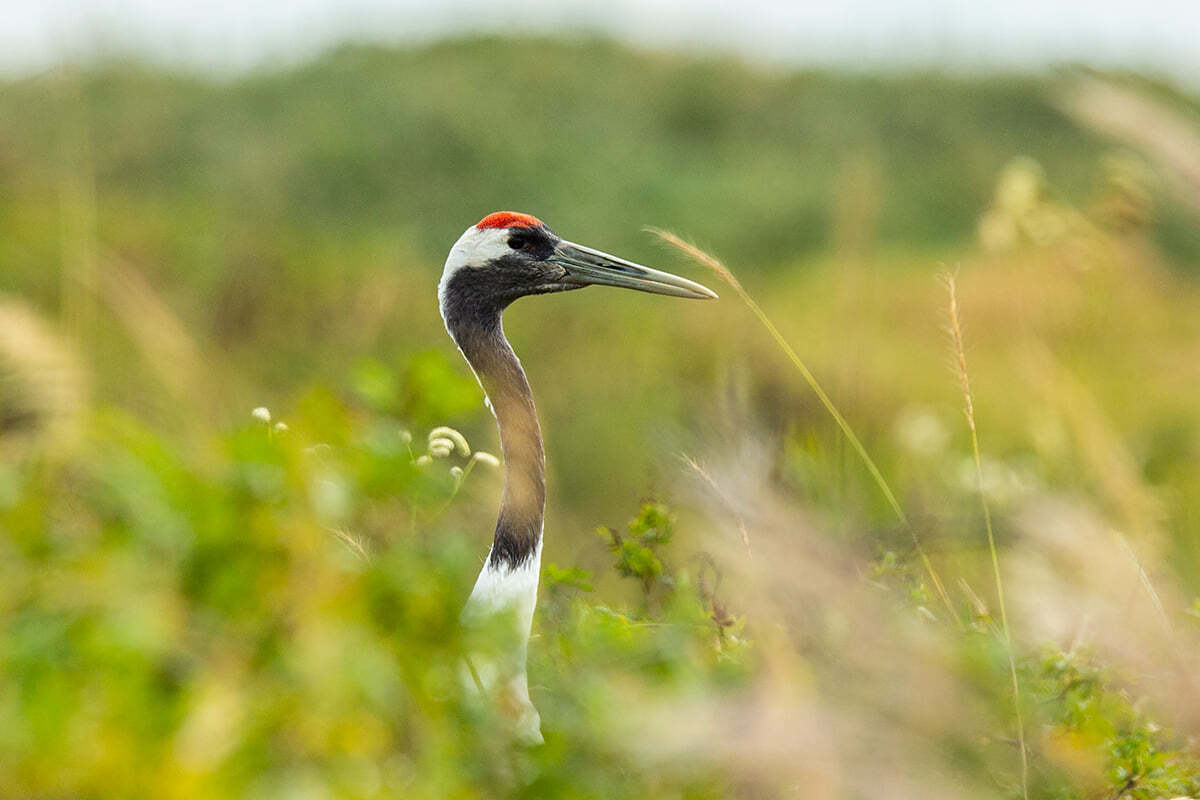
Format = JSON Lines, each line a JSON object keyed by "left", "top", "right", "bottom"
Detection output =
{"left": 3, "top": 2, "right": 1200, "bottom": 798}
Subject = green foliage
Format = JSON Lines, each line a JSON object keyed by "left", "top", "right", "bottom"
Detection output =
{"left": 0, "top": 392, "right": 757, "bottom": 797}
{"left": 542, "top": 562, "right": 594, "bottom": 594}
{"left": 598, "top": 503, "right": 676, "bottom": 598}
{"left": 1029, "top": 650, "right": 1200, "bottom": 800}
{"left": 0, "top": 403, "right": 488, "bottom": 797}
{"left": 4, "top": 38, "right": 1126, "bottom": 269}
{"left": 2, "top": 388, "right": 1197, "bottom": 798}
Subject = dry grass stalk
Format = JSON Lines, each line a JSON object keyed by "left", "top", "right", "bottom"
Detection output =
{"left": 666, "top": 450, "right": 1008, "bottom": 799}
{"left": 941, "top": 271, "right": 1029, "bottom": 800}
{"left": 680, "top": 453, "right": 753, "bottom": 558}
{"left": 1007, "top": 498, "right": 1200, "bottom": 733}
{"left": 328, "top": 527, "right": 369, "bottom": 561}
{"left": 651, "top": 227, "right": 957, "bottom": 624}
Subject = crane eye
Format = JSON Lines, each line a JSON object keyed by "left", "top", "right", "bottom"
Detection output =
{"left": 508, "top": 234, "right": 532, "bottom": 251}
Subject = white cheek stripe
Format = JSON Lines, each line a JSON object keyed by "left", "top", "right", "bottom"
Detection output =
{"left": 438, "top": 226, "right": 513, "bottom": 317}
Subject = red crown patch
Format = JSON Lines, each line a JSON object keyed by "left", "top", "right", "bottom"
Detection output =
{"left": 476, "top": 211, "right": 543, "bottom": 230}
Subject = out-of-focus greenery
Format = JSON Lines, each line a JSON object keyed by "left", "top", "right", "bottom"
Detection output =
{"left": 0, "top": 396, "right": 747, "bottom": 797}
{"left": 2, "top": 35, "right": 1200, "bottom": 798}
{"left": 1030, "top": 650, "right": 1200, "bottom": 800}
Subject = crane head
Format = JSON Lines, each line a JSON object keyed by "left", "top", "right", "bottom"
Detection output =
{"left": 439, "top": 211, "right": 717, "bottom": 321}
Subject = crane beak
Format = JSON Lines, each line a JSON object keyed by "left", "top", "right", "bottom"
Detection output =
{"left": 550, "top": 241, "right": 718, "bottom": 300}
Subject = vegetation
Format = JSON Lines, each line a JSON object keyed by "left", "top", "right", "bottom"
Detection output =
{"left": 2, "top": 36, "right": 1200, "bottom": 798}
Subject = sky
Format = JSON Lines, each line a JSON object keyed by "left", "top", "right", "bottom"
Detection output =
{"left": 4, "top": 0, "right": 1199, "bottom": 86}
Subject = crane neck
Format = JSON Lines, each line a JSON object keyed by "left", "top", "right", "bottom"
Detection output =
{"left": 443, "top": 301, "right": 545, "bottom": 571}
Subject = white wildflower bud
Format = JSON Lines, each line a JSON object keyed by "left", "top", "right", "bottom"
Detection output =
{"left": 470, "top": 451, "right": 500, "bottom": 468}
{"left": 251, "top": 407, "right": 271, "bottom": 423}
{"left": 273, "top": 422, "right": 289, "bottom": 434}
{"left": 429, "top": 441, "right": 453, "bottom": 458}
{"left": 428, "top": 426, "right": 470, "bottom": 456}
{"left": 400, "top": 430, "right": 412, "bottom": 445}
{"left": 415, "top": 455, "right": 432, "bottom": 466}
{"left": 450, "top": 466, "right": 464, "bottom": 480}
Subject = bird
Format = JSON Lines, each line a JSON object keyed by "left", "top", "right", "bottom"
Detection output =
{"left": 439, "top": 211, "right": 716, "bottom": 743}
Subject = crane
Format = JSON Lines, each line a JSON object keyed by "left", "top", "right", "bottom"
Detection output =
{"left": 439, "top": 211, "right": 716, "bottom": 743}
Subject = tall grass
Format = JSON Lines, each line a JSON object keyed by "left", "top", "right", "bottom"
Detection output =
{"left": 942, "top": 271, "right": 1028, "bottom": 800}
{"left": 651, "top": 228, "right": 958, "bottom": 624}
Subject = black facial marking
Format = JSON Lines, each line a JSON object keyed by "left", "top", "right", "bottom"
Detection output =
{"left": 506, "top": 225, "right": 555, "bottom": 260}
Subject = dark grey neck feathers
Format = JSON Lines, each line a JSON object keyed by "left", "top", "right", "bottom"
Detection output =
{"left": 441, "top": 272, "right": 545, "bottom": 570}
